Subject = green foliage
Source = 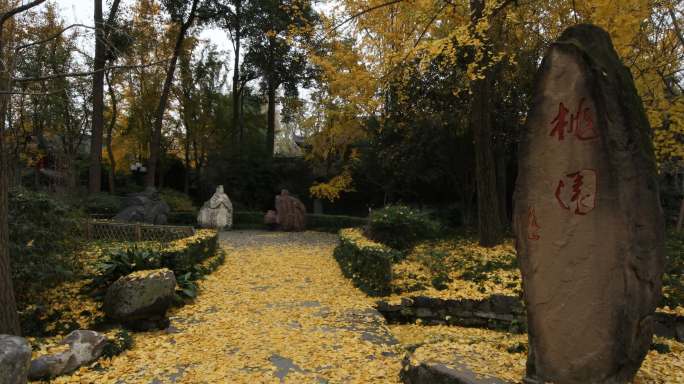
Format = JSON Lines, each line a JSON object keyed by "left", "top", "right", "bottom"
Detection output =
{"left": 234, "top": 211, "right": 267, "bottom": 230}
{"left": 85, "top": 193, "right": 124, "bottom": 214}
{"left": 663, "top": 230, "right": 684, "bottom": 308}
{"left": 368, "top": 205, "right": 441, "bottom": 250}
{"left": 91, "top": 231, "right": 219, "bottom": 296}
{"left": 167, "top": 211, "right": 198, "bottom": 225}
{"left": 9, "top": 189, "right": 83, "bottom": 297}
{"left": 159, "top": 188, "right": 196, "bottom": 212}
{"left": 102, "top": 330, "right": 134, "bottom": 358}
{"left": 91, "top": 246, "right": 163, "bottom": 290}
{"left": 306, "top": 214, "right": 367, "bottom": 232}
{"left": 334, "top": 228, "right": 403, "bottom": 296}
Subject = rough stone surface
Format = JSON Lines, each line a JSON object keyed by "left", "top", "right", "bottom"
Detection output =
{"left": 401, "top": 353, "right": 506, "bottom": 384}
{"left": 104, "top": 269, "right": 176, "bottom": 328}
{"left": 0, "top": 335, "right": 31, "bottom": 384}
{"left": 197, "top": 185, "right": 233, "bottom": 230}
{"left": 376, "top": 295, "right": 525, "bottom": 332}
{"left": 28, "top": 330, "right": 107, "bottom": 380}
{"left": 113, "top": 187, "right": 170, "bottom": 224}
{"left": 274, "top": 190, "right": 306, "bottom": 231}
{"left": 513, "top": 24, "right": 665, "bottom": 383}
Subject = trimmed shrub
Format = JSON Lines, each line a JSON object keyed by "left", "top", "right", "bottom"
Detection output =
{"left": 85, "top": 193, "right": 123, "bottom": 214}
{"left": 92, "top": 230, "right": 219, "bottom": 292}
{"left": 334, "top": 228, "right": 403, "bottom": 296}
{"left": 167, "top": 211, "right": 198, "bottom": 226}
{"left": 368, "top": 205, "right": 441, "bottom": 250}
{"left": 307, "top": 214, "right": 367, "bottom": 232}
{"left": 234, "top": 211, "right": 266, "bottom": 229}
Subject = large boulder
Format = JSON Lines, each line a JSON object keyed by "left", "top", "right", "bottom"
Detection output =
{"left": 274, "top": 190, "right": 306, "bottom": 232}
{"left": 104, "top": 269, "right": 176, "bottom": 330}
{"left": 0, "top": 335, "right": 31, "bottom": 384}
{"left": 197, "top": 185, "right": 233, "bottom": 230}
{"left": 28, "top": 330, "right": 107, "bottom": 381}
{"left": 113, "top": 187, "right": 170, "bottom": 225}
{"left": 513, "top": 24, "right": 664, "bottom": 383}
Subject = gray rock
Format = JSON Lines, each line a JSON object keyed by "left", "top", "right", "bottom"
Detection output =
{"left": 401, "top": 352, "right": 506, "bottom": 384}
{"left": 113, "top": 187, "right": 170, "bottom": 225}
{"left": 513, "top": 24, "right": 664, "bottom": 383}
{"left": 197, "top": 185, "right": 233, "bottom": 230}
{"left": 28, "top": 330, "right": 107, "bottom": 380}
{"left": 0, "top": 335, "right": 31, "bottom": 384}
{"left": 676, "top": 323, "right": 684, "bottom": 343}
{"left": 104, "top": 269, "right": 176, "bottom": 326}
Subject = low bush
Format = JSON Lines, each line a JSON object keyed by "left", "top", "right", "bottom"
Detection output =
{"left": 160, "top": 188, "right": 196, "bottom": 212}
{"left": 334, "top": 228, "right": 403, "bottom": 296}
{"left": 85, "top": 193, "right": 124, "bottom": 214}
{"left": 167, "top": 211, "right": 197, "bottom": 225}
{"left": 368, "top": 205, "right": 442, "bottom": 250}
{"left": 9, "top": 188, "right": 84, "bottom": 299}
{"left": 307, "top": 214, "right": 367, "bottom": 232}
{"left": 92, "top": 230, "right": 219, "bottom": 296}
{"left": 234, "top": 211, "right": 266, "bottom": 229}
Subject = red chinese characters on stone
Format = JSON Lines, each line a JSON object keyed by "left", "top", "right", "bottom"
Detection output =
{"left": 555, "top": 169, "right": 598, "bottom": 215}
{"left": 527, "top": 207, "right": 541, "bottom": 240}
{"left": 549, "top": 98, "right": 598, "bottom": 141}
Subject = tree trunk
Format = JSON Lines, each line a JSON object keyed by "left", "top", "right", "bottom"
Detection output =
{"left": 105, "top": 71, "right": 117, "bottom": 193}
{"left": 266, "top": 83, "right": 276, "bottom": 156}
{"left": 470, "top": 0, "right": 503, "bottom": 246}
{"left": 146, "top": 0, "right": 200, "bottom": 188}
{"left": 232, "top": 0, "right": 242, "bottom": 146}
{"left": 495, "top": 139, "right": 508, "bottom": 227}
{"left": 677, "top": 195, "right": 684, "bottom": 232}
{"left": 88, "top": 0, "right": 105, "bottom": 193}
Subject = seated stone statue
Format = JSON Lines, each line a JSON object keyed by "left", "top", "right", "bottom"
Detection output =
{"left": 197, "top": 185, "right": 233, "bottom": 230}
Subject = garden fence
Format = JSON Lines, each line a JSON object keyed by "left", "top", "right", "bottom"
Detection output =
{"left": 82, "top": 219, "right": 195, "bottom": 242}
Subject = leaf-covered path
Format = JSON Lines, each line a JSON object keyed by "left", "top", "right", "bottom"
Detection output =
{"left": 55, "top": 231, "right": 403, "bottom": 383}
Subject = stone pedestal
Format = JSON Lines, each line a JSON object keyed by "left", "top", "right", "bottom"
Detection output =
{"left": 513, "top": 24, "right": 664, "bottom": 383}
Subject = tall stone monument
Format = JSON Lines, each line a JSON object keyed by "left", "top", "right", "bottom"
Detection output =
{"left": 197, "top": 185, "right": 233, "bottom": 230}
{"left": 513, "top": 25, "right": 664, "bottom": 383}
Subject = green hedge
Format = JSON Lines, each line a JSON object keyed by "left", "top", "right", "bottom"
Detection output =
{"left": 233, "top": 211, "right": 367, "bottom": 232}
{"left": 334, "top": 228, "right": 403, "bottom": 296}
{"left": 93, "top": 229, "right": 219, "bottom": 290}
{"left": 307, "top": 214, "right": 367, "bottom": 232}
{"left": 160, "top": 229, "right": 219, "bottom": 272}
{"left": 368, "top": 205, "right": 441, "bottom": 250}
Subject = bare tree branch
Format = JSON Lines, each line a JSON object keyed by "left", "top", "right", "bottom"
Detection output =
{"left": 12, "top": 59, "right": 171, "bottom": 82}
{"left": 329, "top": 0, "right": 405, "bottom": 34}
{"left": 15, "top": 24, "right": 95, "bottom": 52}
{"left": 0, "top": 0, "right": 48, "bottom": 27}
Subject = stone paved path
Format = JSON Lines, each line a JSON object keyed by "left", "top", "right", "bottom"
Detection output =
{"left": 56, "top": 231, "right": 403, "bottom": 384}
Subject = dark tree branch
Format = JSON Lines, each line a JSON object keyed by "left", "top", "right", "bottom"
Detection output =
{"left": 0, "top": 0, "right": 48, "bottom": 27}
{"left": 329, "top": 0, "right": 405, "bottom": 34}
{"left": 12, "top": 60, "right": 171, "bottom": 82}
{"left": 15, "top": 24, "right": 95, "bottom": 52}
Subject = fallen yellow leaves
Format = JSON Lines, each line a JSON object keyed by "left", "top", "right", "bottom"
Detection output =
{"left": 391, "top": 324, "right": 684, "bottom": 384}
{"left": 51, "top": 231, "right": 404, "bottom": 383}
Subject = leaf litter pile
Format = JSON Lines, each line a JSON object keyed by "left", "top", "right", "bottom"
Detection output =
{"left": 53, "top": 231, "right": 404, "bottom": 383}
{"left": 46, "top": 230, "right": 683, "bottom": 383}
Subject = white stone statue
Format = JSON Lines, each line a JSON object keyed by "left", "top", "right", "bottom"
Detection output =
{"left": 197, "top": 185, "right": 233, "bottom": 230}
